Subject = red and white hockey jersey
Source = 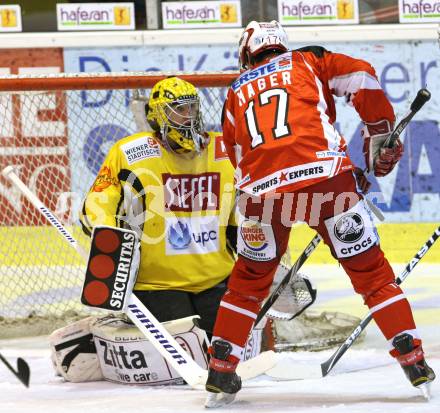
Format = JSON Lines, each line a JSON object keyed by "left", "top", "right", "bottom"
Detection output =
{"left": 222, "top": 47, "right": 395, "bottom": 196}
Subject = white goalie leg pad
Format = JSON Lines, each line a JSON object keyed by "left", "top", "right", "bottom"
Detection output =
{"left": 49, "top": 316, "right": 103, "bottom": 382}
{"left": 91, "top": 314, "right": 209, "bottom": 386}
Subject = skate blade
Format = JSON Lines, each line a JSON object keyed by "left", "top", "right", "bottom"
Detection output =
{"left": 205, "top": 392, "right": 236, "bottom": 408}
{"left": 418, "top": 382, "right": 432, "bottom": 400}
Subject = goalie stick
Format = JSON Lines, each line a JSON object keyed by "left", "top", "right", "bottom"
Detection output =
{"left": 0, "top": 352, "right": 30, "bottom": 387}
{"left": 2, "top": 166, "right": 276, "bottom": 388}
{"left": 265, "top": 224, "right": 440, "bottom": 381}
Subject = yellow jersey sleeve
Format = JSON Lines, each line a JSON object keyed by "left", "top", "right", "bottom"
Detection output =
{"left": 80, "top": 143, "right": 123, "bottom": 235}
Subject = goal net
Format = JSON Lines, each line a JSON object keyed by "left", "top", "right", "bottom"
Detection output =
{"left": 0, "top": 70, "right": 361, "bottom": 350}
{"left": 0, "top": 71, "right": 235, "bottom": 337}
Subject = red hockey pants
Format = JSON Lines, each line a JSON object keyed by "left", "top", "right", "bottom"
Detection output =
{"left": 212, "top": 172, "right": 419, "bottom": 360}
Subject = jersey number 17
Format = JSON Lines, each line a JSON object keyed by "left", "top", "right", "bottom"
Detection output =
{"left": 244, "top": 88, "right": 291, "bottom": 149}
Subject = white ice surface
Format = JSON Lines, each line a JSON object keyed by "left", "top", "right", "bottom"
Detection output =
{"left": 1, "top": 264, "right": 439, "bottom": 413}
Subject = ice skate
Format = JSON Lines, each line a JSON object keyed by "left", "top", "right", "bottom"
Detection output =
{"left": 205, "top": 340, "right": 241, "bottom": 408}
{"left": 393, "top": 333, "right": 436, "bottom": 400}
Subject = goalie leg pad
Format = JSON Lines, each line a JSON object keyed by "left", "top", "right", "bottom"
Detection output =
{"left": 91, "top": 314, "right": 209, "bottom": 385}
{"left": 49, "top": 317, "right": 103, "bottom": 382}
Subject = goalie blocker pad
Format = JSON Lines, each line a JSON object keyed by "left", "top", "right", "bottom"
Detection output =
{"left": 81, "top": 226, "right": 140, "bottom": 312}
{"left": 50, "top": 315, "right": 209, "bottom": 385}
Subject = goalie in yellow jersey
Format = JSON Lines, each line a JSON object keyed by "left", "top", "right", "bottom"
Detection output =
{"left": 49, "top": 77, "right": 253, "bottom": 386}
{"left": 80, "top": 77, "right": 237, "bottom": 329}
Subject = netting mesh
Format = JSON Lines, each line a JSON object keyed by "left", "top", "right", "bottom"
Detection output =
{"left": 0, "top": 73, "right": 230, "bottom": 337}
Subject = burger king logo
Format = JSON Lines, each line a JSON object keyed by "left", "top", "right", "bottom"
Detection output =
{"left": 240, "top": 221, "right": 268, "bottom": 252}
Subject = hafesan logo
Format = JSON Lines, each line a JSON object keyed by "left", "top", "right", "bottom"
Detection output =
{"left": 0, "top": 5, "right": 22, "bottom": 31}
{"left": 114, "top": 6, "right": 130, "bottom": 25}
{"left": 220, "top": 4, "right": 238, "bottom": 23}
{"left": 337, "top": 0, "right": 355, "bottom": 19}
{"left": 1, "top": 9, "right": 17, "bottom": 27}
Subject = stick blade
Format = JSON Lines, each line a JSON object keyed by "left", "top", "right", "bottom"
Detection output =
{"left": 16, "top": 358, "right": 31, "bottom": 387}
{"left": 265, "top": 357, "right": 322, "bottom": 380}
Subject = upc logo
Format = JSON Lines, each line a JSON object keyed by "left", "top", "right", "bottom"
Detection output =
{"left": 168, "top": 221, "right": 192, "bottom": 249}
{"left": 165, "top": 217, "right": 219, "bottom": 255}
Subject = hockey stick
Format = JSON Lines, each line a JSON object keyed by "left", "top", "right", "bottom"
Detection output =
{"left": 320, "top": 224, "right": 440, "bottom": 377}
{"left": 0, "top": 353, "right": 30, "bottom": 387}
{"left": 254, "top": 233, "right": 321, "bottom": 326}
{"left": 255, "top": 89, "right": 431, "bottom": 327}
{"left": 2, "top": 166, "right": 275, "bottom": 387}
{"left": 363, "top": 88, "right": 431, "bottom": 220}
{"left": 265, "top": 224, "right": 440, "bottom": 381}
{"left": 385, "top": 88, "right": 431, "bottom": 148}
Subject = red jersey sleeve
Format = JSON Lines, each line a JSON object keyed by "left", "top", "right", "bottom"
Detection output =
{"left": 320, "top": 51, "right": 395, "bottom": 124}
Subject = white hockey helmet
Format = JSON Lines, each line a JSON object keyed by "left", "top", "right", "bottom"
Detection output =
{"left": 238, "top": 20, "right": 289, "bottom": 71}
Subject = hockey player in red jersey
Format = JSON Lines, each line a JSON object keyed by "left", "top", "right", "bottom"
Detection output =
{"left": 205, "top": 20, "right": 435, "bottom": 406}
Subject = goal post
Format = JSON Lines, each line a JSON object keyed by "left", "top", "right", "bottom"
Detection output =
{"left": 0, "top": 71, "right": 235, "bottom": 337}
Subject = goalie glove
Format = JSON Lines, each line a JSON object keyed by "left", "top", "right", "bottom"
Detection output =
{"left": 266, "top": 271, "right": 317, "bottom": 321}
{"left": 361, "top": 119, "right": 404, "bottom": 177}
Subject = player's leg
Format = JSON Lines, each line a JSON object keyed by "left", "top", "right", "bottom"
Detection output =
{"left": 206, "top": 193, "right": 291, "bottom": 395}
{"left": 311, "top": 171, "right": 435, "bottom": 389}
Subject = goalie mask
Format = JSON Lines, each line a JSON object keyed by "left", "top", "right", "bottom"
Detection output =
{"left": 238, "top": 20, "right": 289, "bottom": 72}
{"left": 146, "top": 77, "right": 207, "bottom": 154}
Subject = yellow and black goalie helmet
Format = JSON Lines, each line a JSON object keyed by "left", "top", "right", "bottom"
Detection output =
{"left": 146, "top": 77, "right": 207, "bottom": 153}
